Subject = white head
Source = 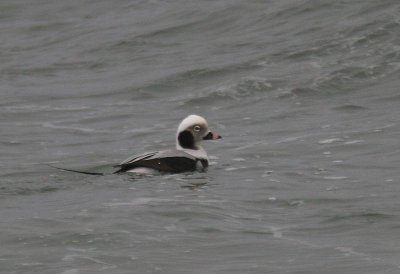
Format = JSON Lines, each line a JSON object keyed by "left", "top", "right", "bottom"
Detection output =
{"left": 176, "top": 115, "right": 221, "bottom": 156}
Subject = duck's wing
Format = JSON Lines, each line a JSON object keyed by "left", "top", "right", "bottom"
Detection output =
{"left": 118, "top": 151, "right": 160, "bottom": 166}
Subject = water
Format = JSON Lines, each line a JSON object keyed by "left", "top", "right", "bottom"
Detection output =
{"left": 1, "top": 0, "right": 400, "bottom": 273}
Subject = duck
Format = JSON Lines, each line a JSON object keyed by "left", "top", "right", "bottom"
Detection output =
{"left": 113, "top": 114, "right": 222, "bottom": 174}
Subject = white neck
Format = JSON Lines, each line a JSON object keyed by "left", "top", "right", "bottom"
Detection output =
{"left": 176, "top": 143, "right": 208, "bottom": 160}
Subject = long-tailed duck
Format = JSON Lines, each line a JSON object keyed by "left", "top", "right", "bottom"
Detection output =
{"left": 113, "top": 114, "right": 222, "bottom": 174}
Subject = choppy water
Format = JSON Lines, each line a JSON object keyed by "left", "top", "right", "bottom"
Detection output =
{"left": 1, "top": 0, "right": 400, "bottom": 273}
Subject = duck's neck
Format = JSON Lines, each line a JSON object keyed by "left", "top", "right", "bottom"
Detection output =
{"left": 176, "top": 143, "right": 208, "bottom": 160}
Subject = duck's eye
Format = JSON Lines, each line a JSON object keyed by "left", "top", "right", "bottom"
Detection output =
{"left": 193, "top": 125, "right": 201, "bottom": 132}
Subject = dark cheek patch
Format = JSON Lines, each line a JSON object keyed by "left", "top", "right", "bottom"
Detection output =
{"left": 178, "top": 130, "right": 195, "bottom": 149}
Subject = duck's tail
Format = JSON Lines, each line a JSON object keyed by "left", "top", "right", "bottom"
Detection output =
{"left": 46, "top": 164, "right": 105, "bottom": 175}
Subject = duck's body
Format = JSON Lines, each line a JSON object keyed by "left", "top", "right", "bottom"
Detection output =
{"left": 113, "top": 149, "right": 208, "bottom": 174}
{"left": 113, "top": 115, "right": 221, "bottom": 174}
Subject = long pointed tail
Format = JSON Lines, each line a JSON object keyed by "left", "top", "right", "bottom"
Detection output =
{"left": 46, "top": 164, "right": 104, "bottom": 175}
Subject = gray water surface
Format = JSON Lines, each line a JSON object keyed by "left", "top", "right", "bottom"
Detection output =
{"left": 1, "top": 1, "right": 400, "bottom": 273}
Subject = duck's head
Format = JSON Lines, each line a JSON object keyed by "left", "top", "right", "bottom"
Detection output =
{"left": 176, "top": 114, "right": 222, "bottom": 150}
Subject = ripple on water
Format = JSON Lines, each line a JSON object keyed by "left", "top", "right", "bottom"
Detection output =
{"left": 323, "top": 176, "right": 348, "bottom": 180}
{"left": 103, "top": 197, "right": 224, "bottom": 208}
{"left": 322, "top": 212, "right": 394, "bottom": 225}
{"left": 332, "top": 104, "right": 368, "bottom": 112}
{"left": 318, "top": 138, "right": 344, "bottom": 144}
{"left": 180, "top": 76, "right": 279, "bottom": 106}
